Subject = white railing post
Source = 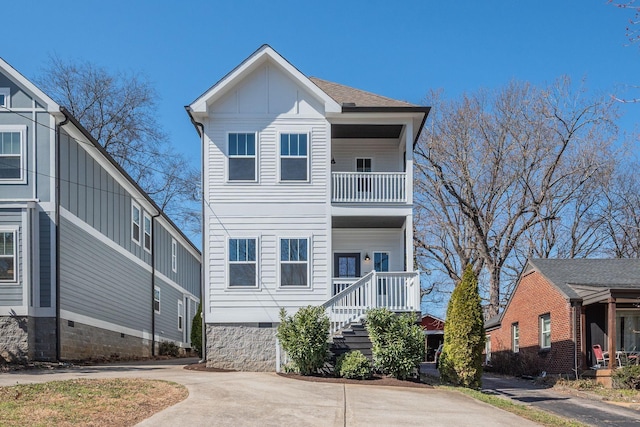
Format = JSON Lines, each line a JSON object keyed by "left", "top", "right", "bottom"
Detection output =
{"left": 331, "top": 172, "right": 407, "bottom": 203}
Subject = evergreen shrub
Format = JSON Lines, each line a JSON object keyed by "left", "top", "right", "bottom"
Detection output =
{"left": 277, "top": 306, "right": 330, "bottom": 375}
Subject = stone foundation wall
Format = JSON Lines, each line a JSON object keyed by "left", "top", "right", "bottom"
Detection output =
{"left": 0, "top": 316, "right": 29, "bottom": 362}
{"left": 206, "top": 324, "right": 277, "bottom": 371}
{"left": 60, "top": 320, "right": 151, "bottom": 360}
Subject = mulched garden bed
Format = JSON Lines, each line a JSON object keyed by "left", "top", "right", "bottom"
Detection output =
{"left": 277, "top": 372, "right": 433, "bottom": 389}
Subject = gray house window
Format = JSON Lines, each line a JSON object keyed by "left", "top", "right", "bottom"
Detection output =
{"left": 280, "top": 133, "right": 308, "bottom": 181}
{"left": 280, "top": 238, "right": 308, "bottom": 287}
{"left": 0, "top": 230, "right": 16, "bottom": 282}
{"left": 131, "top": 202, "right": 141, "bottom": 245}
{"left": 154, "top": 287, "right": 161, "bottom": 313}
{"left": 0, "top": 88, "right": 9, "bottom": 108}
{"left": 171, "top": 238, "right": 177, "bottom": 273}
{"left": 228, "top": 133, "right": 256, "bottom": 181}
{"left": 229, "top": 238, "right": 257, "bottom": 287}
{"left": 0, "top": 128, "right": 24, "bottom": 180}
{"left": 143, "top": 213, "right": 152, "bottom": 252}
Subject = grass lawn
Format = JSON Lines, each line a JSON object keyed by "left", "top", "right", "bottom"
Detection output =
{"left": 0, "top": 378, "right": 187, "bottom": 427}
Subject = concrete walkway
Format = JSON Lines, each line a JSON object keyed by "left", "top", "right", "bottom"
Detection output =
{"left": 421, "top": 363, "right": 640, "bottom": 427}
{"left": 0, "top": 359, "right": 537, "bottom": 427}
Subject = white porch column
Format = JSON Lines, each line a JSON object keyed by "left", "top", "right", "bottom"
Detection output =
{"left": 405, "top": 121, "right": 414, "bottom": 205}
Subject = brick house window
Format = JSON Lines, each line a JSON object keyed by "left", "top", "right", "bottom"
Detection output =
{"left": 540, "top": 314, "right": 551, "bottom": 349}
{"left": 512, "top": 323, "right": 520, "bottom": 353}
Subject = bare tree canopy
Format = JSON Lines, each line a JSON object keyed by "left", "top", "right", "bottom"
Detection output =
{"left": 37, "top": 56, "right": 200, "bottom": 235}
{"left": 414, "top": 78, "right": 620, "bottom": 318}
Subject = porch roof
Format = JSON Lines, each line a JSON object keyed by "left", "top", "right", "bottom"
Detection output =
{"left": 528, "top": 259, "right": 640, "bottom": 304}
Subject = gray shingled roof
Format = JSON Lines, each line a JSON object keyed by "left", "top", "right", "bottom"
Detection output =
{"left": 309, "top": 77, "right": 416, "bottom": 108}
{"left": 528, "top": 259, "right": 640, "bottom": 300}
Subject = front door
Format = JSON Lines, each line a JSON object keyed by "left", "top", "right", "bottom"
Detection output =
{"left": 333, "top": 253, "right": 360, "bottom": 295}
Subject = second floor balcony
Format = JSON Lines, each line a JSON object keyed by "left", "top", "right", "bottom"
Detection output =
{"left": 331, "top": 172, "right": 407, "bottom": 203}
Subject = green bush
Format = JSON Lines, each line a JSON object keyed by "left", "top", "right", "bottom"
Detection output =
{"left": 191, "top": 302, "right": 203, "bottom": 357}
{"left": 440, "top": 265, "right": 485, "bottom": 388}
{"left": 159, "top": 341, "right": 180, "bottom": 357}
{"left": 365, "top": 308, "right": 424, "bottom": 380}
{"left": 336, "top": 351, "right": 372, "bottom": 379}
{"left": 612, "top": 365, "right": 640, "bottom": 389}
{"left": 277, "top": 306, "right": 330, "bottom": 375}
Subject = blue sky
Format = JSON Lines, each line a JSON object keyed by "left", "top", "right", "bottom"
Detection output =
{"left": 4, "top": 0, "right": 640, "bottom": 166}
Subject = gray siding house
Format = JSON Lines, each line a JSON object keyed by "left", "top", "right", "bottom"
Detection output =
{"left": 0, "top": 58, "right": 201, "bottom": 362}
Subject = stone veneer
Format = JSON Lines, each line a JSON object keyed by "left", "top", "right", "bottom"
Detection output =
{"left": 206, "top": 324, "right": 277, "bottom": 371}
{"left": 0, "top": 316, "right": 29, "bottom": 362}
{"left": 60, "top": 320, "right": 151, "bottom": 360}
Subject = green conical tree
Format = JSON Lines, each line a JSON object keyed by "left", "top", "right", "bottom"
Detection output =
{"left": 439, "top": 265, "right": 485, "bottom": 388}
{"left": 191, "top": 302, "right": 203, "bottom": 358}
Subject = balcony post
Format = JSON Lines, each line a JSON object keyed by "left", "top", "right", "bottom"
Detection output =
{"left": 405, "top": 120, "right": 413, "bottom": 205}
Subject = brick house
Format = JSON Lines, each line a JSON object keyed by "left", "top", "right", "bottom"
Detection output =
{"left": 486, "top": 259, "right": 640, "bottom": 376}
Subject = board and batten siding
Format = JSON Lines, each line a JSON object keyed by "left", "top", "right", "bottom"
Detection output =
{"left": 58, "top": 129, "right": 152, "bottom": 265}
{"left": 59, "top": 216, "right": 152, "bottom": 332}
{"left": 154, "top": 276, "right": 185, "bottom": 343}
{"left": 39, "top": 212, "right": 52, "bottom": 307}
{"left": 0, "top": 209, "right": 23, "bottom": 306}
{"left": 153, "top": 225, "right": 200, "bottom": 297}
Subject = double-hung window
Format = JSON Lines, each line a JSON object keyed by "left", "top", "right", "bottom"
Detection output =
{"left": 0, "top": 126, "right": 25, "bottom": 181}
{"left": 0, "top": 230, "right": 16, "bottom": 282}
{"left": 131, "top": 202, "right": 141, "bottom": 244}
{"left": 178, "top": 300, "right": 184, "bottom": 330}
{"left": 280, "top": 133, "right": 308, "bottom": 181}
{"left": 228, "top": 133, "right": 256, "bottom": 181}
{"left": 229, "top": 238, "right": 257, "bottom": 287}
{"left": 143, "top": 213, "right": 152, "bottom": 252}
{"left": 512, "top": 323, "right": 520, "bottom": 353}
{"left": 280, "top": 238, "right": 308, "bottom": 287}
{"left": 0, "top": 88, "right": 9, "bottom": 108}
{"left": 171, "top": 238, "right": 177, "bottom": 273}
{"left": 154, "top": 287, "right": 161, "bottom": 313}
{"left": 540, "top": 314, "right": 551, "bottom": 349}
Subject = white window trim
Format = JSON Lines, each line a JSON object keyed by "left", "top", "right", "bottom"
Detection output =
{"left": 131, "top": 202, "right": 141, "bottom": 245}
{"left": 226, "top": 236, "right": 259, "bottom": 289}
{"left": 154, "top": 286, "right": 161, "bottom": 314}
{"left": 178, "top": 300, "right": 184, "bottom": 331}
{"left": 0, "top": 228, "right": 18, "bottom": 283}
{"left": 0, "top": 88, "right": 10, "bottom": 108}
{"left": 512, "top": 323, "right": 520, "bottom": 353}
{"left": 278, "top": 236, "right": 311, "bottom": 289}
{"left": 0, "top": 125, "right": 27, "bottom": 184}
{"left": 226, "top": 131, "right": 258, "bottom": 183}
{"left": 372, "top": 251, "right": 390, "bottom": 272}
{"left": 171, "top": 238, "right": 177, "bottom": 273}
{"left": 278, "top": 131, "right": 310, "bottom": 183}
{"left": 143, "top": 212, "right": 152, "bottom": 253}
{"left": 540, "top": 314, "right": 551, "bottom": 349}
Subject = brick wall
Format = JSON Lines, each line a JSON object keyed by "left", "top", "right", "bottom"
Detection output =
{"left": 490, "top": 271, "right": 580, "bottom": 375}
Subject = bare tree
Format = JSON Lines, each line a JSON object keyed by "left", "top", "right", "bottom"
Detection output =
{"left": 602, "top": 166, "right": 640, "bottom": 257}
{"left": 414, "top": 78, "right": 619, "bottom": 317}
{"left": 37, "top": 56, "right": 200, "bottom": 235}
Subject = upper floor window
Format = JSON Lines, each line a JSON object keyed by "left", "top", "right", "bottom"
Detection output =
{"left": 0, "top": 88, "right": 9, "bottom": 108}
{"left": 0, "top": 126, "right": 26, "bottom": 181}
{"left": 280, "top": 238, "right": 308, "bottom": 287}
{"left": 540, "top": 314, "right": 551, "bottom": 349}
{"left": 512, "top": 323, "right": 520, "bottom": 353}
{"left": 0, "top": 230, "right": 16, "bottom": 282}
{"left": 143, "top": 213, "right": 152, "bottom": 252}
{"left": 171, "top": 238, "right": 177, "bottom": 273}
{"left": 228, "top": 133, "right": 256, "bottom": 181}
{"left": 280, "top": 133, "right": 308, "bottom": 181}
{"left": 131, "top": 202, "right": 141, "bottom": 245}
{"left": 229, "top": 238, "right": 257, "bottom": 287}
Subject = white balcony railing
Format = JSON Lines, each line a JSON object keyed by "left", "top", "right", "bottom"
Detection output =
{"left": 332, "top": 172, "right": 407, "bottom": 203}
{"left": 323, "top": 271, "right": 420, "bottom": 334}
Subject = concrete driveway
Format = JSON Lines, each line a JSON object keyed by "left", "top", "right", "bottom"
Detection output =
{"left": 0, "top": 359, "right": 537, "bottom": 427}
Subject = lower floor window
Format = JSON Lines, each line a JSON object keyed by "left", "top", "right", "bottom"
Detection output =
{"left": 0, "top": 231, "right": 16, "bottom": 281}
{"left": 280, "top": 238, "right": 308, "bottom": 287}
{"left": 540, "top": 314, "right": 551, "bottom": 349}
{"left": 512, "top": 323, "right": 520, "bottom": 353}
{"left": 229, "top": 238, "right": 257, "bottom": 287}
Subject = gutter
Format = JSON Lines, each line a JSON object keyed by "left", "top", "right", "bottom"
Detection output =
{"left": 185, "top": 106, "right": 206, "bottom": 361}
{"left": 55, "top": 111, "right": 70, "bottom": 361}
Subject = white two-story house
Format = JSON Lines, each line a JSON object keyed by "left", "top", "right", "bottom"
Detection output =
{"left": 187, "top": 45, "right": 429, "bottom": 371}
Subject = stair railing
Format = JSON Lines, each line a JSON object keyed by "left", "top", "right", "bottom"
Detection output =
{"left": 323, "top": 271, "right": 420, "bottom": 335}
